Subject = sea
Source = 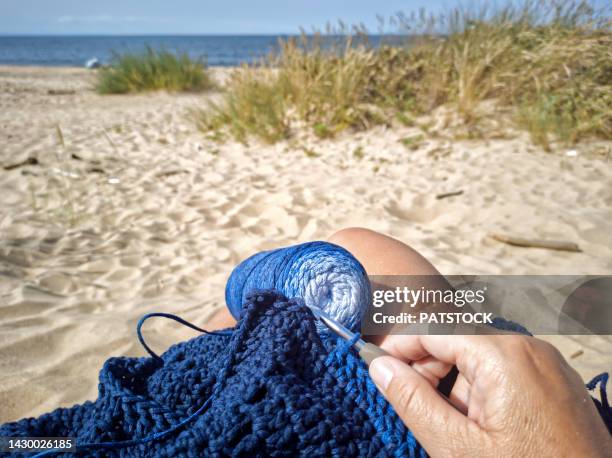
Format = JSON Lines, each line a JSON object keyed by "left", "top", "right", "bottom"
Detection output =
{"left": 0, "top": 35, "right": 397, "bottom": 67}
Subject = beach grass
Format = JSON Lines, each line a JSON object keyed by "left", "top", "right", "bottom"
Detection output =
{"left": 198, "top": 0, "right": 610, "bottom": 148}
{"left": 97, "top": 47, "right": 212, "bottom": 94}
{"left": 197, "top": 68, "right": 289, "bottom": 143}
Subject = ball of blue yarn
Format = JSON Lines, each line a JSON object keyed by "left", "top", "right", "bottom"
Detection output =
{"left": 225, "top": 241, "right": 371, "bottom": 333}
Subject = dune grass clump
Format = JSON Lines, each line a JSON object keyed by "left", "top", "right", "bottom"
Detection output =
{"left": 199, "top": 1, "right": 610, "bottom": 149}
{"left": 407, "top": 0, "right": 611, "bottom": 149}
{"left": 197, "top": 68, "right": 289, "bottom": 143}
{"left": 97, "top": 47, "right": 212, "bottom": 94}
{"left": 198, "top": 36, "right": 417, "bottom": 143}
{"left": 273, "top": 34, "right": 416, "bottom": 134}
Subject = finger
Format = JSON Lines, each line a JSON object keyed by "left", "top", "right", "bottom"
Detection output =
{"left": 370, "top": 356, "right": 481, "bottom": 456}
{"left": 410, "top": 355, "right": 454, "bottom": 387}
{"left": 448, "top": 374, "right": 470, "bottom": 414}
{"left": 381, "top": 334, "right": 499, "bottom": 384}
{"left": 379, "top": 334, "right": 429, "bottom": 361}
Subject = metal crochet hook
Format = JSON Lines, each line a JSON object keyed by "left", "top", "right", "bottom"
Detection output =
{"left": 307, "top": 305, "right": 391, "bottom": 366}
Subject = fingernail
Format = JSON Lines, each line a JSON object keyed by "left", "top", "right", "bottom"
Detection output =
{"left": 369, "top": 357, "right": 394, "bottom": 391}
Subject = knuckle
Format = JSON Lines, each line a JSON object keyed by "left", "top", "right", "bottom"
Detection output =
{"left": 523, "top": 337, "right": 562, "bottom": 362}
{"left": 537, "top": 340, "right": 574, "bottom": 373}
{"left": 504, "top": 334, "right": 529, "bottom": 349}
{"left": 541, "top": 340, "right": 563, "bottom": 360}
{"left": 503, "top": 335, "right": 571, "bottom": 373}
{"left": 501, "top": 334, "right": 539, "bottom": 357}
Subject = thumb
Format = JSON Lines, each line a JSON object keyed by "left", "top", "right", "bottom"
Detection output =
{"left": 369, "top": 356, "right": 480, "bottom": 456}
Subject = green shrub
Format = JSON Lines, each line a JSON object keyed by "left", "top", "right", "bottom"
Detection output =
{"left": 313, "top": 123, "right": 333, "bottom": 138}
{"left": 197, "top": 1, "right": 611, "bottom": 148}
{"left": 97, "top": 47, "right": 212, "bottom": 94}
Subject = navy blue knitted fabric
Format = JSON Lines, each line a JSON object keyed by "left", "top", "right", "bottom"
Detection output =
{"left": 0, "top": 290, "right": 424, "bottom": 458}
{"left": 1, "top": 290, "right": 610, "bottom": 457}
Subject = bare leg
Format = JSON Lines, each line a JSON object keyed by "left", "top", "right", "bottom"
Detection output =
{"left": 327, "top": 227, "right": 442, "bottom": 276}
{"left": 205, "top": 228, "right": 443, "bottom": 330}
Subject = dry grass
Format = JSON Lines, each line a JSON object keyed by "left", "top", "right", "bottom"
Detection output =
{"left": 97, "top": 47, "right": 213, "bottom": 94}
{"left": 410, "top": 1, "right": 612, "bottom": 148}
{"left": 198, "top": 1, "right": 611, "bottom": 149}
{"left": 196, "top": 68, "right": 288, "bottom": 143}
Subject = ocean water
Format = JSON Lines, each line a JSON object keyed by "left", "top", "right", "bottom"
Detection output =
{"left": 0, "top": 35, "right": 283, "bottom": 67}
{"left": 0, "top": 35, "right": 396, "bottom": 67}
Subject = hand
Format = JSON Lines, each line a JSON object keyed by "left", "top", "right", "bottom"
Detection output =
{"left": 369, "top": 334, "right": 611, "bottom": 457}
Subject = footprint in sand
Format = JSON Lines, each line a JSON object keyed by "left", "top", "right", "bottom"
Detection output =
{"left": 384, "top": 192, "right": 441, "bottom": 224}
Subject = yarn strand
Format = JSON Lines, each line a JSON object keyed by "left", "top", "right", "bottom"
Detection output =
{"left": 136, "top": 312, "right": 232, "bottom": 360}
{"left": 586, "top": 372, "right": 611, "bottom": 434}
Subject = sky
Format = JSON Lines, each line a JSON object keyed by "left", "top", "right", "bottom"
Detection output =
{"left": 0, "top": 0, "right": 449, "bottom": 35}
{"left": 1, "top": 0, "right": 608, "bottom": 35}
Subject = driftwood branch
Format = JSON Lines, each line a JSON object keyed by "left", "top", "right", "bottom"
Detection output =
{"left": 489, "top": 233, "right": 581, "bottom": 252}
{"left": 48, "top": 89, "right": 76, "bottom": 95}
{"left": 436, "top": 190, "right": 464, "bottom": 200}
{"left": 570, "top": 349, "right": 584, "bottom": 359}
{"left": 3, "top": 157, "right": 39, "bottom": 170}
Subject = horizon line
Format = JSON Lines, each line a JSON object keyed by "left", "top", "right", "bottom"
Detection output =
{"left": 0, "top": 32, "right": 406, "bottom": 37}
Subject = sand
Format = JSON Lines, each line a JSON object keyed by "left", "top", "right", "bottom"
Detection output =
{"left": 0, "top": 66, "right": 610, "bottom": 423}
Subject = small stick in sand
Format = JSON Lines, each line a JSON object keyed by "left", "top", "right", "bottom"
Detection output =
{"left": 489, "top": 233, "right": 582, "bottom": 252}
{"left": 3, "top": 157, "right": 39, "bottom": 170}
{"left": 570, "top": 349, "right": 584, "bottom": 359}
{"left": 48, "top": 89, "right": 76, "bottom": 95}
{"left": 436, "top": 190, "right": 464, "bottom": 199}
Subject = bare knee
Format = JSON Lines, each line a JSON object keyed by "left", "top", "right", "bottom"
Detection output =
{"left": 327, "top": 227, "right": 442, "bottom": 276}
{"left": 328, "top": 227, "right": 419, "bottom": 260}
{"left": 327, "top": 227, "right": 381, "bottom": 247}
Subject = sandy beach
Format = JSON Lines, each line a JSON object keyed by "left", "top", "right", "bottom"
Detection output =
{"left": 0, "top": 66, "right": 610, "bottom": 423}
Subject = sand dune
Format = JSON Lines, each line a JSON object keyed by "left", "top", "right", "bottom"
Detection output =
{"left": 0, "top": 66, "right": 610, "bottom": 423}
